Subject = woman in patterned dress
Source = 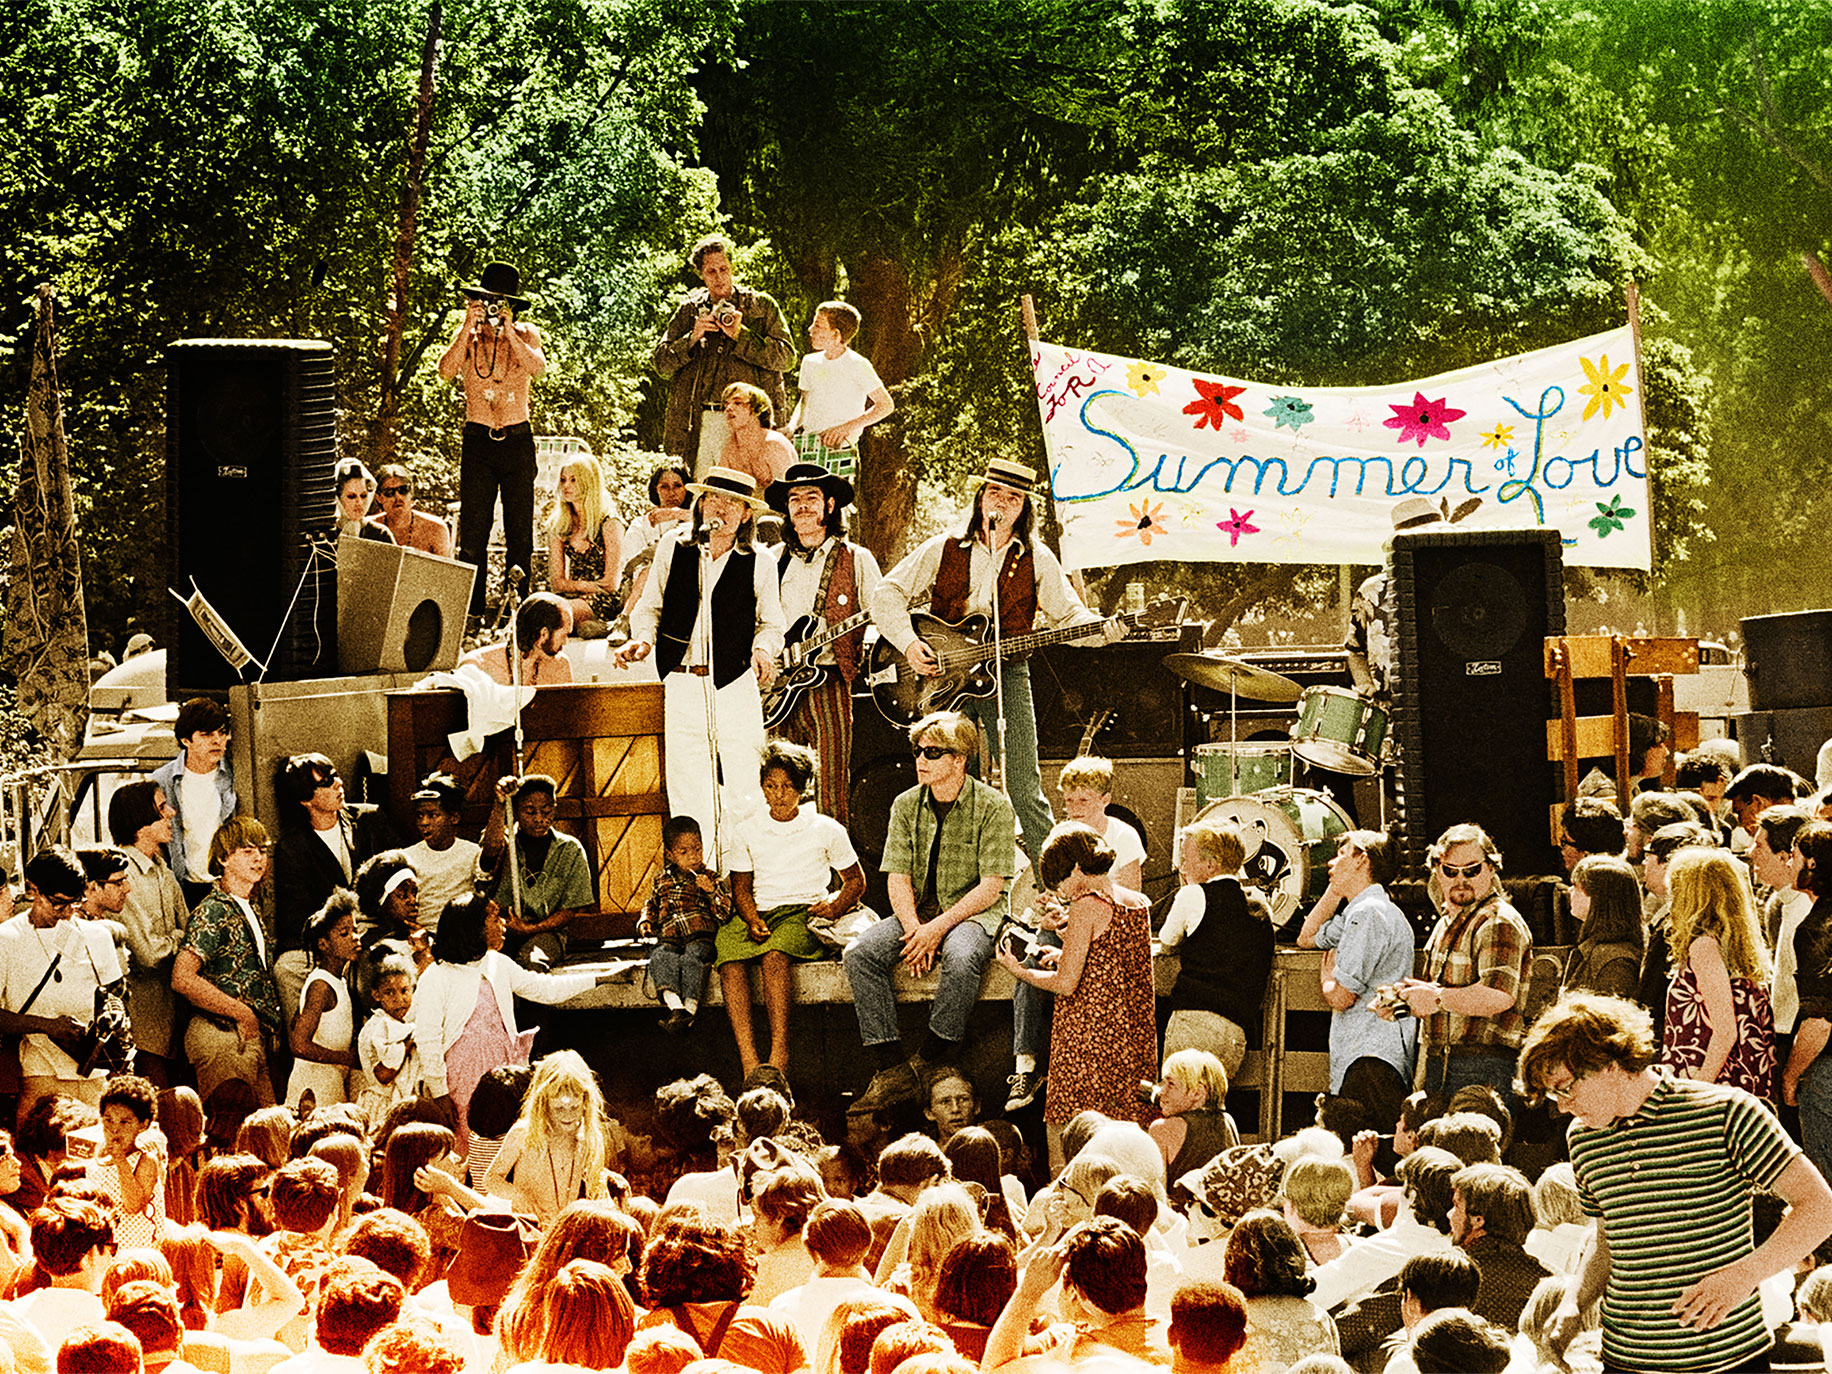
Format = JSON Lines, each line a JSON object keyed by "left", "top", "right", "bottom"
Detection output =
{"left": 546, "top": 455, "right": 625, "bottom": 630}
{"left": 1661, "top": 845, "right": 1777, "bottom": 1104}
{"left": 995, "top": 821, "right": 1157, "bottom": 1165}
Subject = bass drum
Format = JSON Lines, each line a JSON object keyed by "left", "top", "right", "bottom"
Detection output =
{"left": 1194, "top": 788, "right": 1352, "bottom": 927}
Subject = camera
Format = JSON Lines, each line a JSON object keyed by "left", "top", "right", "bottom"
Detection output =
{"left": 701, "top": 299, "right": 739, "bottom": 329}
{"left": 484, "top": 298, "right": 507, "bottom": 327}
{"left": 1373, "top": 986, "right": 1413, "bottom": 1019}
{"left": 1136, "top": 1079, "right": 1161, "bottom": 1108}
{"left": 1000, "top": 928, "right": 1034, "bottom": 963}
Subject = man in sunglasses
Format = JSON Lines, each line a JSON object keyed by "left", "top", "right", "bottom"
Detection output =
{"left": 1377, "top": 823, "right": 1531, "bottom": 1103}
{"left": 367, "top": 462, "right": 452, "bottom": 557}
{"left": 1520, "top": 991, "right": 1832, "bottom": 1374}
{"left": 843, "top": 710, "right": 1016, "bottom": 1117}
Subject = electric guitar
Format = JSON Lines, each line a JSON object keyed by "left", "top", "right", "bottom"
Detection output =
{"left": 760, "top": 609, "right": 873, "bottom": 728}
{"left": 867, "top": 601, "right": 1182, "bottom": 726}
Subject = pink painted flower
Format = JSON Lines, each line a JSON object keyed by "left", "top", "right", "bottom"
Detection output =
{"left": 1217, "top": 509, "right": 1259, "bottom": 546}
{"left": 1383, "top": 392, "right": 1467, "bottom": 447}
{"left": 1184, "top": 379, "right": 1247, "bottom": 430}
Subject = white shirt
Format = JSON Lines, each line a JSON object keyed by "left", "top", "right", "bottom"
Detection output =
{"left": 403, "top": 838, "right": 483, "bottom": 933}
{"left": 357, "top": 1009, "right": 422, "bottom": 1092}
{"left": 180, "top": 766, "right": 220, "bottom": 879}
{"left": 1773, "top": 888, "right": 1814, "bottom": 1032}
{"left": 777, "top": 538, "right": 882, "bottom": 666}
{"left": 725, "top": 809, "right": 860, "bottom": 911}
{"left": 628, "top": 526, "right": 786, "bottom": 668}
{"left": 316, "top": 820, "right": 353, "bottom": 882}
{"left": 797, "top": 348, "right": 886, "bottom": 439}
{"left": 771, "top": 1275, "right": 917, "bottom": 1356}
{"left": 666, "top": 1166, "right": 741, "bottom": 1225}
{"left": 1099, "top": 817, "right": 1146, "bottom": 879}
{"left": 14, "top": 1286, "right": 105, "bottom": 1344}
{"left": 0, "top": 917, "right": 124, "bottom": 1079}
{"left": 1308, "top": 1203, "right": 1452, "bottom": 1312}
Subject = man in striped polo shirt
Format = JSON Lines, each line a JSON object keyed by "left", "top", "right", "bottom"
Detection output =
{"left": 1519, "top": 991, "right": 1832, "bottom": 1373}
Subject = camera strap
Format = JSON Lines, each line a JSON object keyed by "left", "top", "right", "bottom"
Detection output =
{"left": 17, "top": 951, "right": 62, "bottom": 1018}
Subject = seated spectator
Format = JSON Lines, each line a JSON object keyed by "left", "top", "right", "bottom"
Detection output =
{"left": 526, "top": 1256, "right": 638, "bottom": 1370}
{"left": 1281, "top": 1156, "right": 1356, "bottom": 1267}
{"left": 57, "top": 1322, "right": 144, "bottom": 1373}
{"left": 1310, "top": 1147, "right": 1459, "bottom": 1313}
{"left": 1445, "top": 1162, "right": 1548, "bottom": 1332}
{"left": 1522, "top": 1162, "right": 1591, "bottom": 1276}
{"left": 368, "top": 463, "right": 452, "bottom": 556}
{"left": 982, "top": 1215, "right": 1167, "bottom": 1368}
{"left": 1226, "top": 1210, "right": 1338, "bottom": 1374}
{"left": 1413, "top": 1111, "right": 1500, "bottom": 1166}
{"left": 926, "top": 1232, "right": 1014, "bottom": 1363}
{"left": 1349, "top": 1249, "right": 1481, "bottom": 1373}
{"left": 105, "top": 1278, "right": 193, "bottom": 1374}
{"left": 750, "top": 1162, "right": 824, "bottom": 1305}
{"left": 545, "top": 455, "right": 625, "bottom": 633}
{"left": 1400, "top": 1306, "right": 1511, "bottom": 1374}
{"left": 18, "top": 1196, "right": 115, "bottom": 1338}
{"left": 923, "top": 1068, "right": 978, "bottom": 1146}
{"left": 1148, "top": 1049, "right": 1238, "bottom": 1182}
{"left": 482, "top": 1051, "right": 615, "bottom": 1227}
{"left": 865, "top": 1320, "right": 952, "bottom": 1374}
{"left": 1512, "top": 1275, "right": 1601, "bottom": 1374}
{"left": 1093, "top": 1176, "right": 1181, "bottom": 1323}
{"left": 270, "top": 1255, "right": 403, "bottom": 1371}
{"left": 771, "top": 1199, "right": 915, "bottom": 1355}
{"left": 459, "top": 592, "right": 575, "bottom": 687}
{"left": 875, "top": 1182, "right": 980, "bottom": 1322}
{"left": 856, "top": 1134, "right": 948, "bottom": 1273}
{"left": 1167, "top": 1280, "right": 1249, "bottom": 1374}
{"left": 635, "top": 1215, "right": 807, "bottom": 1373}
{"left": 261, "top": 1156, "right": 344, "bottom": 1350}
{"left": 358, "top": 1313, "right": 467, "bottom": 1374}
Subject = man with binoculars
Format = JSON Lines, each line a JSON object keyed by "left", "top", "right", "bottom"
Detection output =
{"left": 652, "top": 234, "right": 794, "bottom": 473}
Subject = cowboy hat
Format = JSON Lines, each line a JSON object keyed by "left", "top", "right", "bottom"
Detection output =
{"left": 446, "top": 1209, "right": 542, "bottom": 1307}
{"left": 459, "top": 261, "right": 531, "bottom": 311}
{"left": 764, "top": 462, "right": 854, "bottom": 515}
{"left": 685, "top": 466, "right": 770, "bottom": 512}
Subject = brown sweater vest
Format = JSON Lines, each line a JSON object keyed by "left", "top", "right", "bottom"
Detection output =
{"left": 930, "top": 538, "right": 1037, "bottom": 636}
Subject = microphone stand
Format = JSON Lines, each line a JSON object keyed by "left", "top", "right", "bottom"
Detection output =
{"left": 986, "top": 511, "right": 1010, "bottom": 799}
{"left": 503, "top": 566, "right": 528, "bottom": 926}
{"left": 701, "top": 517, "right": 725, "bottom": 851}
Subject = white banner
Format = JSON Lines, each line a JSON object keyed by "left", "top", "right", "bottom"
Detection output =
{"left": 1031, "top": 327, "right": 1652, "bottom": 572}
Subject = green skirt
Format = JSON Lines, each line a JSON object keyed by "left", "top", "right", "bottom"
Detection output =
{"left": 713, "top": 903, "right": 830, "bottom": 967}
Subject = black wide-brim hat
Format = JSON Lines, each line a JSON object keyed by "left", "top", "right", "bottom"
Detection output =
{"left": 459, "top": 261, "right": 531, "bottom": 311}
{"left": 765, "top": 462, "right": 855, "bottom": 514}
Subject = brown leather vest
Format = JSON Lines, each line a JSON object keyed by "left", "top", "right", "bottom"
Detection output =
{"left": 930, "top": 537, "right": 1036, "bottom": 636}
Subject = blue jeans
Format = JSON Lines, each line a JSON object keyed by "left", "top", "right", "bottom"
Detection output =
{"left": 1013, "top": 927, "right": 1063, "bottom": 1061}
{"left": 649, "top": 938, "right": 715, "bottom": 1003}
{"left": 961, "top": 660, "right": 1052, "bottom": 864}
{"left": 843, "top": 913, "right": 995, "bottom": 1047}
{"left": 1423, "top": 1047, "right": 1521, "bottom": 1116}
{"left": 1800, "top": 1054, "right": 1832, "bottom": 1186}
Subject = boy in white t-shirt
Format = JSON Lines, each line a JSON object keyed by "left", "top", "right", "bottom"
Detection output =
{"left": 789, "top": 301, "right": 894, "bottom": 482}
{"left": 1005, "top": 756, "right": 1148, "bottom": 1113}
{"left": 402, "top": 773, "right": 481, "bottom": 936}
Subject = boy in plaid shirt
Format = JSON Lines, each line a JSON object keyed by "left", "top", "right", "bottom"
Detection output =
{"left": 639, "top": 816, "right": 729, "bottom": 1033}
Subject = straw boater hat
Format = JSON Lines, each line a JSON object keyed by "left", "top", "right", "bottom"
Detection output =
{"left": 685, "top": 465, "right": 770, "bottom": 511}
{"left": 971, "top": 456, "right": 1041, "bottom": 497}
{"left": 459, "top": 261, "right": 531, "bottom": 311}
{"left": 765, "top": 462, "right": 854, "bottom": 515}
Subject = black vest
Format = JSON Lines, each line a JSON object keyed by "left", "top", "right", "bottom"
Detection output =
{"left": 1170, "top": 877, "right": 1276, "bottom": 1031}
{"left": 655, "top": 541, "right": 758, "bottom": 687}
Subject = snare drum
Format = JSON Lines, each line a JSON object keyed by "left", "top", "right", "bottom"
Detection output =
{"left": 1193, "top": 788, "right": 1352, "bottom": 927}
{"left": 1195, "top": 742, "right": 1292, "bottom": 807}
{"left": 1290, "top": 686, "right": 1387, "bottom": 777}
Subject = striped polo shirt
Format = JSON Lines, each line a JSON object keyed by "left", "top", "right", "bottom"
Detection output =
{"left": 1570, "top": 1070, "right": 1798, "bottom": 1372}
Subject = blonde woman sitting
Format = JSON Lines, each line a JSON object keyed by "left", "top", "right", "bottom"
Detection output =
{"left": 547, "top": 454, "right": 625, "bottom": 634}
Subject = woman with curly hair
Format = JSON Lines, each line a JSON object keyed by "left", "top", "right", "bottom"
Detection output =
{"left": 1224, "top": 1209, "right": 1338, "bottom": 1374}
{"left": 637, "top": 1214, "right": 806, "bottom": 1372}
{"left": 481, "top": 1050, "right": 612, "bottom": 1226}
{"left": 496, "top": 1199, "right": 645, "bottom": 1363}
{"left": 1661, "top": 846, "right": 1777, "bottom": 1103}
{"left": 930, "top": 1232, "right": 1017, "bottom": 1362}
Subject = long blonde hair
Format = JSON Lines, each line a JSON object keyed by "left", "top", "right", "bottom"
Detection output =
{"left": 546, "top": 456, "right": 614, "bottom": 541}
{"left": 1666, "top": 846, "right": 1771, "bottom": 983}
{"left": 522, "top": 1051, "right": 610, "bottom": 1202}
{"left": 904, "top": 1182, "right": 980, "bottom": 1320}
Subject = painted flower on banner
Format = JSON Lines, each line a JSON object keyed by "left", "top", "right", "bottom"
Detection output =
{"left": 1479, "top": 424, "right": 1514, "bottom": 451}
{"left": 1218, "top": 509, "right": 1259, "bottom": 546}
{"left": 1384, "top": 392, "right": 1468, "bottom": 447}
{"left": 1184, "top": 379, "right": 1247, "bottom": 430}
{"left": 1264, "top": 395, "right": 1314, "bottom": 431}
{"left": 1589, "top": 495, "right": 1635, "bottom": 537}
{"left": 1578, "top": 354, "right": 1633, "bottom": 421}
{"left": 1127, "top": 362, "right": 1167, "bottom": 397}
{"left": 1117, "top": 501, "right": 1167, "bottom": 546}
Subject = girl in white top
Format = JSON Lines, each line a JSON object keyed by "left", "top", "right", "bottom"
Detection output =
{"left": 483, "top": 1050, "right": 613, "bottom": 1226}
{"left": 285, "top": 896, "right": 359, "bottom": 1111}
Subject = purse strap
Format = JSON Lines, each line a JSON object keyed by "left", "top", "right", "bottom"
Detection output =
{"left": 17, "top": 948, "right": 63, "bottom": 1018}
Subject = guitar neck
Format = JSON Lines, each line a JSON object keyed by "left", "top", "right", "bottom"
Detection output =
{"left": 786, "top": 610, "right": 871, "bottom": 665}
{"left": 939, "top": 615, "right": 1131, "bottom": 669}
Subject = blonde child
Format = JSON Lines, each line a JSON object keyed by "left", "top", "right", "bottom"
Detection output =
{"left": 1157, "top": 820, "right": 1275, "bottom": 1079}
{"left": 355, "top": 956, "right": 423, "bottom": 1133}
{"left": 1148, "top": 1048, "right": 1239, "bottom": 1180}
{"left": 1056, "top": 756, "right": 1145, "bottom": 888}
{"left": 788, "top": 301, "right": 894, "bottom": 481}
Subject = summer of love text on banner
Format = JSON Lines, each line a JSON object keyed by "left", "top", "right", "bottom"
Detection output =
{"left": 1032, "top": 326, "right": 1652, "bottom": 573}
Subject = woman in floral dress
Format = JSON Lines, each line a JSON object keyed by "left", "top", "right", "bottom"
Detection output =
{"left": 1661, "top": 845, "right": 1777, "bottom": 1104}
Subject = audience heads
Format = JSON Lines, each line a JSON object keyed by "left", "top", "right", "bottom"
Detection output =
{"left": 539, "top": 1257, "right": 637, "bottom": 1369}
{"left": 814, "top": 1142, "right": 872, "bottom": 1200}
{"left": 641, "top": 1216, "right": 755, "bottom": 1306}
{"left": 1167, "top": 1281, "right": 1249, "bottom": 1368}
{"left": 343, "top": 1208, "right": 433, "bottom": 1292}
{"left": 753, "top": 1164, "right": 824, "bottom": 1236}
{"left": 1311, "top": 1093, "right": 1372, "bottom": 1153}
{"left": 1397, "top": 1251, "right": 1480, "bottom": 1317}
{"left": 626, "top": 1327, "right": 703, "bottom": 1374}
{"left": 654, "top": 1074, "right": 737, "bottom": 1159}
{"left": 867, "top": 1321, "right": 952, "bottom": 1374}
{"left": 361, "top": 1314, "right": 467, "bottom": 1374}
{"left": 1222, "top": 1210, "right": 1313, "bottom": 1300}
{"left": 1398, "top": 1147, "right": 1462, "bottom": 1236}
{"left": 1560, "top": 796, "right": 1625, "bottom": 858}
{"left": 104, "top": 1279, "right": 183, "bottom": 1367}
{"left": 941, "top": 1126, "right": 999, "bottom": 1195}
{"left": 56, "top": 1323, "right": 142, "bottom": 1374}
{"left": 1062, "top": 1215, "right": 1148, "bottom": 1317}
{"left": 194, "top": 1153, "right": 271, "bottom": 1233}
{"left": 1038, "top": 821, "right": 1117, "bottom": 891}
{"left": 1059, "top": 1111, "right": 1112, "bottom": 1164}
{"left": 382, "top": 1122, "right": 455, "bottom": 1216}
{"left": 877, "top": 1133, "right": 949, "bottom": 1193}
{"left": 270, "top": 1156, "right": 340, "bottom": 1234}
{"left": 31, "top": 1196, "right": 115, "bottom": 1278}
{"left": 833, "top": 1299, "right": 921, "bottom": 1374}
{"left": 1181, "top": 820, "right": 1246, "bottom": 876}
{"left": 805, "top": 1199, "right": 873, "bottom": 1269}
{"left": 1450, "top": 1162, "right": 1536, "bottom": 1246}
{"left": 235, "top": 1105, "right": 295, "bottom": 1169}
{"left": 314, "top": 1256, "right": 406, "bottom": 1356}
{"left": 905, "top": 711, "right": 978, "bottom": 760}
{"left": 1281, "top": 1157, "right": 1353, "bottom": 1230}
{"left": 1082, "top": 1121, "right": 1168, "bottom": 1203}
{"left": 1416, "top": 1110, "right": 1502, "bottom": 1166}
{"left": 905, "top": 1182, "right": 980, "bottom": 1287}
{"left": 1532, "top": 1162, "right": 1586, "bottom": 1231}
{"left": 1795, "top": 821, "right": 1832, "bottom": 898}
{"left": 932, "top": 1232, "right": 1016, "bottom": 1326}
{"left": 734, "top": 1085, "right": 793, "bottom": 1147}
{"left": 1798, "top": 1265, "right": 1832, "bottom": 1323}
{"left": 1518, "top": 991, "right": 1660, "bottom": 1104}
{"left": 431, "top": 893, "right": 495, "bottom": 965}
{"left": 1409, "top": 1308, "right": 1511, "bottom": 1374}
{"left": 1093, "top": 1176, "right": 1159, "bottom": 1237}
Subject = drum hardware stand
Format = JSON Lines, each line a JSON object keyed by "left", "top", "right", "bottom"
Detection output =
{"left": 503, "top": 565, "right": 528, "bottom": 924}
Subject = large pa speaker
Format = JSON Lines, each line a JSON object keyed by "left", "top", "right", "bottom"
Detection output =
{"left": 1030, "top": 633, "right": 1194, "bottom": 758}
{"left": 1742, "top": 610, "right": 1832, "bottom": 712}
{"left": 166, "top": 340, "right": 338, "bottom": 695}
{"left": 1392, "top": 529, "right": 1566, "bottom": 876}
{"left": 337, "top": 537, "right": 475, "bottom": 675}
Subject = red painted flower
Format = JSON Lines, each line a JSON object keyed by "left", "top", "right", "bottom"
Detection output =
{"left": 1184, "top": 379, "right": 1247, "bottom": 430}
{"left": 1383, "top": 392, "right": 1467, "bottom": 447}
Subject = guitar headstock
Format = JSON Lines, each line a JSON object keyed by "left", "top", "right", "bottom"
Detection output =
{"left": 1120, "top": 597, "right": 1189, "bottom": 632}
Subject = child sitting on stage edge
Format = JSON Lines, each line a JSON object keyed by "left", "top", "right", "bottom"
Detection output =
{"left": 638, "top": 815, "right": 729, "bottom": 1034}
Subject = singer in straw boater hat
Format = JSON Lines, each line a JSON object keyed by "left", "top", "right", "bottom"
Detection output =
{"left": 866, "top": 456, "right": 1121, "bottom": 1114}
{"left": 438, "top": 260, "right": 545, "bottom": 615}
{"left": 617, "top": 467, "right": 785, "bottom": 853}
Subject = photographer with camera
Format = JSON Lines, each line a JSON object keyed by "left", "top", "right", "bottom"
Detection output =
{"left": 438, "top": 260, "right": 546, "bottom": 616}
{"left": 652, "top": 235, "right": 794, "bottom": 472}
{"left": 0, "top": 848, "right": 127, "bottom": 1127}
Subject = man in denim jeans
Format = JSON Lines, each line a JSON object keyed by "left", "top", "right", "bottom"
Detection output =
{"left": 844, "top": 711, "right": 1015, "bottom": 1117}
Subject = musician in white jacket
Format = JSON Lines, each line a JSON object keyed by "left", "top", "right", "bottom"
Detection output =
{"left": 868, "top": 456, "right": 1116, "bottom": 864}
{"left": 413, "top": 893, "right": 613, "bottom": 1141}
{"left": 768, "top": 463, "right": 880, "bottom": 828}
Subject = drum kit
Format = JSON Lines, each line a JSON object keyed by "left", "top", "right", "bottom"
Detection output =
{"left": 1162, "top": 651, "right": 1390, "bottom": 926}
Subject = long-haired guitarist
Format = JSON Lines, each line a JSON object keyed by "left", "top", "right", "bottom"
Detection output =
{"left": 868, "top": 457, "right": 1121, "bottom": 862}
{"left": 766, "top": 463, "right": 881, "bottom": 827}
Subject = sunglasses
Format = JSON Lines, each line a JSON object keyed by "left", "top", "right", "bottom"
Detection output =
{"left": 913, "top": 745, "right": 957, "bottom": 761}
{"left": 379, "top": 485, "right": 410, "bottom": 497}
{"left": 1439, "top": 861, "right": 1486, "bottom": 879}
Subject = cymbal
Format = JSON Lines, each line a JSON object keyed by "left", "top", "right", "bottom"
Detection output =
{"left": 1162, "top": 652, "right": 1304, "bottom": 703}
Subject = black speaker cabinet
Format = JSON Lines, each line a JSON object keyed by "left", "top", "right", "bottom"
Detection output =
{"left": 1392, "top": 529, "right": 1566, "bottom": 876}
{"left": 1733, "top": 707, "right": 1832, "bottom": 778}
{"left": 336, "top": 537, "right": 475, "bottom": 675}
{"left": 1030, "top": 632, "right": 1194, "bottom": 758}
{"left": 1742, "top": 610, "right": 1832, "bottom": 712}
{"left": 165, "top": 339, "right": 338, "bottom": 695}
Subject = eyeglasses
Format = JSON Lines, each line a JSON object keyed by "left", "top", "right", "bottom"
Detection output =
{"left": 379, "top": 485, "right": 410, "bottom": 497}
{"left": 1439, "top": 861, "right": 1486, "bottom": 879}
{"left": 1543, "top": 1071, "right": 1588, "bottom": 1103}
{"left": 913, "top": 745, "right": 957, "bottom": 761}
{"left": 41, "top": 894, "right": 80, "bottom": 911}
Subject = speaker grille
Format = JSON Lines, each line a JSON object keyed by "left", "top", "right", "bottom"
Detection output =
{"left": 166, "top": 340, "right": 337, "bottom": 695}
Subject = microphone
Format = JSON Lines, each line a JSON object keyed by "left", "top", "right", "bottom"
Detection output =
{"left": 986, "top": 510, "right": 1002, "bottom": 528}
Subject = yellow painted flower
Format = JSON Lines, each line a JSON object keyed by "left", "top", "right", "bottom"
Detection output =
{"left": 1577, "top": 354, "right": 1633, "bottom": 421}
{"left": 1116, "top": 500, "right": 1168, "bottom": 546}
{"left": 1128, "top": 362, "right": 1167, "bottom": 397}
{"left": 1479, "top": 424, "right": 1514, "bottom": 451}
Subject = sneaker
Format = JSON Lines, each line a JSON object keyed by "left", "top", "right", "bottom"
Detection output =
{"left": 1005, "top": 1069, "right": 1041, "bottom": 1112}
{"left": 849, "top": 1059, "right": 923, "bottom": 1116}
{"left": 664, "top": 1009, "right": 694, "bottom": 1035}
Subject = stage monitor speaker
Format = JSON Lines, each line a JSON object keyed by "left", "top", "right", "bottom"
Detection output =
{"left": 165, "top": 339, "right": 338, "bottom": 696}
{"left": 1392, "top": 528, "right": 1566, "bottom": 876}
{"left": 1742, "top": 610, "right": 1832, "bottom": 712}
{"left": 337, "top": 537, "right": 475, "bottom": 675}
